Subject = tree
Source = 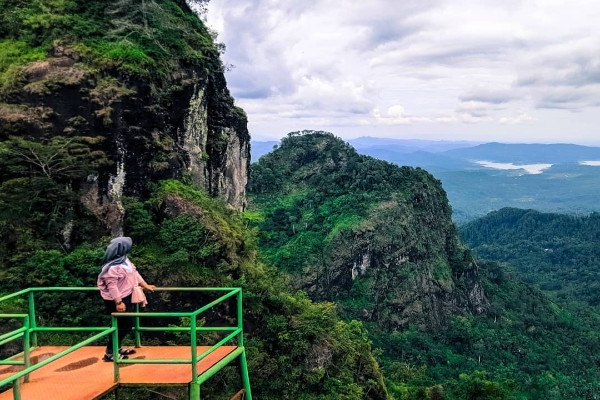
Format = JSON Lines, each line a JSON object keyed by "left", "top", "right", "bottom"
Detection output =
{"left": 1, "top": 135, "right": 109, "bottom": 181}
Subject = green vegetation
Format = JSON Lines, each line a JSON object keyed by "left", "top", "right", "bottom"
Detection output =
{"left": 459, "top": 207, "right": 600, "bottom": 305}
{"left": 0, "top": 39, "right": 46, "bottom": 91}
{"left": 372, "top": 259, "right": 600, "bottom": 399}
{"left": 249, "top": 132, "right": 600, "bottom": 399}
{"left": 0, "top": 180, "right": 387, "bottom": 399}
{"left": 0, "top": 0, "right": 223, "bottom": 92}
{"left": 3, "top": 1, "right": 600, "bottom": 397}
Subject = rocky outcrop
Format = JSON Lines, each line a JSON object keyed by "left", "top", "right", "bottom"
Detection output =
{"left": 1, "top": 45, "right": 249, "bottom": 240}
{"left": 0, "top": 0, "right": 250, "bottom": 248}
{"left": 249, "top": 131, "right": 488, "bottom": 331}
{"left": 309, "top": 192, "right": 488, "bottom": 330}
{"left": 181, "top": 81, "right": 249, "bottom": 211}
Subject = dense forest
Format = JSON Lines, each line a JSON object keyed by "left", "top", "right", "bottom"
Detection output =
{"left": 460, "top": 207, "right": 600, "bottom": 306}
{"left": 1, "top": 180, "right": 387, "bottom": 399}
{"left": 248, "top": 132, "right": 600, "bottom": 399}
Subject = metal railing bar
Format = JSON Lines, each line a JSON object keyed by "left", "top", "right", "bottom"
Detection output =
{"left": 0, "top": 332, "right": 25, "bottom": 347}
{"left": 29, "top": 287, "right": 97, "bottom": 292}
{"left": 114, "top": 312, "right": 193, "bottom": 318}
{"left": 137, "top": 326, "right": 237, "bottom": 332}
{"left": 196, "top": 347, "right": 244, "bottom": 385}
{"left": 1, "top": 287, "right": 242, "bottom": 298}
{"left": 118, "top": 359, "right": 192, "bottom": 364}
{"left": 32, "top": 327, "right": 108, "bottom": 332}
{"left": 192, "top": 289, "right": 240, "bottom": 317}
{"left": 0, "top": 327, "right": 27, "bottom": 342}
{"left": 0, "top": 289, "right": 31, "bottom": 302}
{"left": 0, "top": 360, "right": 25, "bottom": 366}
{"left": 151, "top": 287, "right": 241, "bottom": 292}
{"left": 196, "top": 328, "right": 242, "bottom": 363}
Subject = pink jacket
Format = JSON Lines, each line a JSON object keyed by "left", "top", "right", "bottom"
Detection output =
{"left": 97, "top": 259, "right": 146, "bottom": 302}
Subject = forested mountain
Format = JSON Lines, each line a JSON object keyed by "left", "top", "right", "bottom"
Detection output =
{"left": 249, "top": 132, "right": 600, "bottom": 399}
{"left": 252, "top": 139, "right": 600, "bottom": 223}
{"left": 0, "top": 2, "right": 387, "bottom": 399}
{"left": 460, "top": 208, "right": 600, "bottom": 305}
{"left": 249, "top": 131, "right": 487, "bottom": 331}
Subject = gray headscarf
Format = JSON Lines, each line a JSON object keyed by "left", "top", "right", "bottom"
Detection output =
{"left": 99, "top": 236, "right": 133, "bottom": 277}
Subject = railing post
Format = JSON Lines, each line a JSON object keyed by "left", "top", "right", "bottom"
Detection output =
{"left": 13, "top": 379, "right": 21, "bottom": 400}
{"left": 190, "top": 316, "right": 198, "bottom": 380}
{"left": 112, "top": 315, "right": 120, "bottom": 383}
{"left": 240, "top": 351, "right": 252, "bottom": 400}
{"left": 237, "top": 289, "right": 244, "bottom": 348}
{"left": 189, "top": 382, "right": 200, "bottom": 400}
{"left": 23, "top": 315, "right": 31, "bottom": 384}
{"left": 237, "top": 289, "right": 252, "bottom": 400}
{"left": 27, "top": 290, "right": 37, "bottom": 348}
{"left": 134, "top": 303, "right": 141, "bottom": 348}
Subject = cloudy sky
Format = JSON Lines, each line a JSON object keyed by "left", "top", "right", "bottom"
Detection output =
{"left": 206, "top": 0, "right": 600, "bottom": 144}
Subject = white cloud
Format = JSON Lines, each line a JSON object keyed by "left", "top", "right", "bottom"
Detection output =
{"left": 207, "top": 0, "right": 600, "bottom": 144}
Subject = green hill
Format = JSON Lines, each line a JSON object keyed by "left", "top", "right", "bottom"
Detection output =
{"left": 249, "top": 130, "right": 486, "bottom": 331}
{"left": 249, "top": 132, "right": 600, "bottom": 399}
{"left": 459, "top": 207, "right": 600, "bottom": 305}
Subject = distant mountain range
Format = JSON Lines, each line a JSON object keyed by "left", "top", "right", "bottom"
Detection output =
{"left": 251, "top": 137, "right": 600, "bottom": 223}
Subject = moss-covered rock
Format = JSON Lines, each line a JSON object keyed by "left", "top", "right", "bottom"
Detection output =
{"left": 249, "top": 131, "right": 488, "bottom": 330}
{"left": 0, "top": 0, "right": 249, "bottom": 252}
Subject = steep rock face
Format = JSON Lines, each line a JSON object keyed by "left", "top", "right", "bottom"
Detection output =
{"left": 325, "top": 197, "right": 486, "bottom": 330}
{"left": 0, "top": 1, "right": 249, "bottom": 245}
{"left": 182, "top": 79, "right": 249, "bottom": 211}
{"left": 249, "top": 131, "right": 487, "bottom": 330}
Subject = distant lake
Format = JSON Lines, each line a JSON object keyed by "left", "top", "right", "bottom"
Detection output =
{"left": 474, "top": 161, "right": 552, "bottom": 174}
{"left": 580, "top": 161, "right": 600, "bottom": 166}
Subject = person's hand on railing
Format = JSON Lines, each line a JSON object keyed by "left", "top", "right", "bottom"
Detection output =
{"left": 141, "top": 283, "right": 156, "bottom": 292}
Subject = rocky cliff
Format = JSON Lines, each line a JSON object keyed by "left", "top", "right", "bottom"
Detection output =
{"left": 0, "top": 0, "right": 249, "bottom": 248}
{"left": 249, "top": 131, "right": 487, "bottom": 330}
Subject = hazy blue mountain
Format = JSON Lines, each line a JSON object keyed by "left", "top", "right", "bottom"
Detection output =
{"left": 445, "top": 142, "right": 600, "bottom": 163}
{"left": 356, "top": 150, "right": 475, "bottom": 171}
{"left": 348, "top": 136, "right": 481, "bottom": 153}
{"left": 251, "top": 140, "right": 280, "bottom": 161}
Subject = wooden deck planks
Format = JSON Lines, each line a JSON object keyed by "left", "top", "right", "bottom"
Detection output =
{"left": 0, "top": 345, "right": 238, "bottom": 400}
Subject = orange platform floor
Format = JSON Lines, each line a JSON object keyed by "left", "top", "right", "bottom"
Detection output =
{"left": 0, "top": 345, "right": 237, "bottom": 400}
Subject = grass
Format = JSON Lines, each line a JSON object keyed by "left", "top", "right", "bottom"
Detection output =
{"left": 0, "top": 0, "right": 222, "bottom": 87}
{"left": 0, "top": 39, "right": 46, "bottom": 92}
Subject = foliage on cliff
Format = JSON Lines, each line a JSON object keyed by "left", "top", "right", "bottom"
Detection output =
{"left": 0, "top": 0, "right": 221, "bottom": 83}
{"left": 0, "top": 0, "right": 249, "bottom": 268}
{"left": 248, "top": 132, "right": 600, "bottom": 399}
{"left": 249, "top": 131, "right": 486, "bottom": 331}
{"left": 0, "top": 180, "right": 388, "bottom": 399}
{"left": 459, "top": 207, "right": 600, "bottom": 305}
{"left": 374, "top": 259, "right": 600, "bottom": 399}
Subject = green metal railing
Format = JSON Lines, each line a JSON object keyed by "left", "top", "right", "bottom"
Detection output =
{"left": 0, "top": 287, "right": 252, "bottom": 400}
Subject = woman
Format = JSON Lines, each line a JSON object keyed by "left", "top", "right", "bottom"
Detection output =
{"left": 97, "top": 236, "right": 156, "bottom": 361}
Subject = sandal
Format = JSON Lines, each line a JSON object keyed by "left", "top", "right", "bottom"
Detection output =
{"left": 103, "top": 353, "right": 129, "bottom": 362}
{"left": 119, "top": 348, "right": 137, "bottom": 356}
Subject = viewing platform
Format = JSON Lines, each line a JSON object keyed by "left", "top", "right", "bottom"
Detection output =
{"left": 0, "top": 287, "right": 252, "bottom": 400}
